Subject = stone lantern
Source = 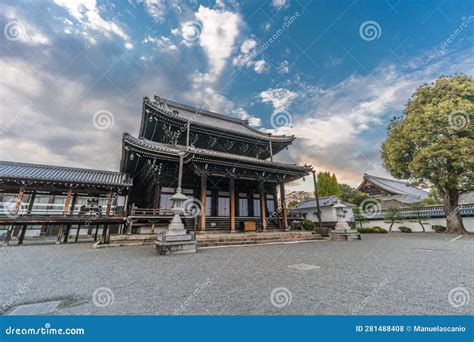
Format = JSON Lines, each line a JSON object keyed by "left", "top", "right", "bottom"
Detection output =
{"left": 330, "top": 200, "right": 361, "bottom": 241}
{"left": 155, "top": 152, "right": 196, "bottom": 254}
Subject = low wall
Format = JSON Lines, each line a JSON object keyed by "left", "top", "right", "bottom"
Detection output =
{"left": 364, "top": 216, "right": 474, "bottom": 232}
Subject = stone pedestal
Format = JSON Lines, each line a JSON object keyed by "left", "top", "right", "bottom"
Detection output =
{"left": 155, "top": 234, "right": 196, "bottom": 255}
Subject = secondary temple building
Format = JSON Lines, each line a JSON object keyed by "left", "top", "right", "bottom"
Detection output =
{"left": 0, "top": 96, "right": 311, "bottom": 243}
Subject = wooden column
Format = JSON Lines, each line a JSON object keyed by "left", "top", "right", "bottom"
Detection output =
{"left": 199, "top": 174, "right": 207, "bottom": 231}
{"left": 64, "top": 192, "right": 78, "bottom": 243}
{"left": 153, "top": 182, "right": 161, "bottom": 212}
{"left": 57, "top": 190, "right": 72, "bottom": 244}
{"left": 229, "top": 176, "right": 236, "bottom": 233}
{"left": 280, "top": 182, "right": 288, "bottom": 231}
{"left": 75, "top": 224, "right": 81, "bottom": 242}
{"left": 18, "top": 191, "right": 36, "bottom": 245}
{"left": 259, "top": 184, "right": 267, "bottom": 231}
{"left": 101, "top": 224, "right": 108, "bottom": 244}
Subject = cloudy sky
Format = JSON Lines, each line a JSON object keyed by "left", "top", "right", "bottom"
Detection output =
{"left": 0, "top": 0, "right": 473, "bottom": 190}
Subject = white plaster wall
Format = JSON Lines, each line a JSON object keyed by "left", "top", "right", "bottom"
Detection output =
{"left": 364, "top": 217, "right": 474, "bottom": 232}
{"left": 294, "top": 206, "right": 354, "bottom": 223}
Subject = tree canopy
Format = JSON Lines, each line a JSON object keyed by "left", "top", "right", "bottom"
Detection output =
{"left": 317, "top": 172, "right": 342, "bottom": 197}
{"left": 381, "top": 75, "right": 473, "bottom": 233}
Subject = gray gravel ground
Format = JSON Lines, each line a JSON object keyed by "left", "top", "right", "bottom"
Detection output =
{"left": 0, "top": 233, "right": 473, "bottom": 315}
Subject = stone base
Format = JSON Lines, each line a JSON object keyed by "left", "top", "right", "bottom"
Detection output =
{"left": 330, "top": 230, "right": 361, "bottom": 241}
{"left": 154, "top": 235, "right": 196, "bottom": 255}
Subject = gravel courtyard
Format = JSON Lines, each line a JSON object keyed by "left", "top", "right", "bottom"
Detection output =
{"left": 0, "top": 233, "right": 472, "bottom": 315}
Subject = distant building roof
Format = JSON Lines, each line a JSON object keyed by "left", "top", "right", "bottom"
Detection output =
{"left": 0, "top": 160, "right": 132, "bottom": 188}
{"left": 358, "top": 174, "right": 428, "bottom": 203}
{"left": 292, "top": 196, "right": 355, "bottom": 210}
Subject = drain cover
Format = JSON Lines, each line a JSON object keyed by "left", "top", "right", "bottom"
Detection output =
{"left": 288, "top": 263, "right": 321, "bottom": 271}
{"left": 8, "top": 300, "right": 61, "bottom": 315}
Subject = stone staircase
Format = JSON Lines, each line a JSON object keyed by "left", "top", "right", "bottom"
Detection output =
{"left": 197, "top": 231, "right": 324, "bottom": 247}
{"left": 102, "top": 231, "right": 325, "bottom": 248}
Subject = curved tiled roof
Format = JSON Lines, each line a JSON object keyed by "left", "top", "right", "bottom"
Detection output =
{"left": 123, "top": 133, "right": 310, "bottom": 173}
{"left": 144, "top": 96, "right": 295, "bottom": 143}
{"left": 359, "top": 174, "right": 428, "bottom": 199}
{"left": 0, "top": 160, "right": 132, "bottom": 187}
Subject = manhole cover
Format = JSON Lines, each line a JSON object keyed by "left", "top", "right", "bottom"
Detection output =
{"left": 288, "top": 263, "right": 321, "bottom": 271}
{"left": 8, "top": 300, "right": 61, "bottom": 315}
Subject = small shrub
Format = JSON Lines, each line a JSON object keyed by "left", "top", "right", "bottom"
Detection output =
{"left": 302, "top": 219, "right": 315, "bottom": 231}
{"left": 372, "top": 226, "right": 388, "bottom": 234}
{"left": 357, "top": 227, "right": 373, "bottom": 233}
{"left": 432, "top": 225, "right": 446, "bottom": 233}
{"left": 398, "top": 226, "right": 412, "bottom": 233}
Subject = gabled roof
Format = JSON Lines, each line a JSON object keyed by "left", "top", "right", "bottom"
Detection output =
{"left": 143, "top": 96, "right": 295, "bottom": 143}
{"left": 122, "top": 133, "right": 310, "bottom": 174}
{"left": 358, "top": 174, "right": 428, "bottom": 200}
{"left": 292, "top": 196, "right": 355, "bottom": 209}
{"left": 0, "top": 160, "right": 132, "bottom": 187}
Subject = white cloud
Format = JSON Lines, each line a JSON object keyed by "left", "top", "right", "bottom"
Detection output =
{"left": 254, "top": 60, "right": 267, "bottom": 73}
{"left": 260, "top": 88, "right": 298, "bottom": 112}
{"left": 195, "top": 5, "right": 242, "bottom": 80}
{"left": 233, "top": 38, "right": 268, "bottom": 74}
{"left": 143, "top": 0, "right": 167, "bottom": 22}
{"left": 272, "top": 0, "right": 288, "bottom": 10}
{"left": 1, "top": 5, "right": 50, "bottom": 45}
{"left": 53, "top": 0, "right": 133, "bottom": 49}
{"left": 142, "top": 35, "right": 177, "bottom": 51}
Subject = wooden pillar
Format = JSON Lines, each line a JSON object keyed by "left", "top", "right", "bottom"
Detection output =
{"left": 57, "top": 190, "right": 72, "bottom": 244}
{"left": 259, "top": 184, "right": 267, "bottom": 231}
{"left": 18, "top": 191, "right": 36, "bottom": 245}
{"left": 64, "top": 192, "right": 78, "bottom": 243}
{"left": 247, "top": 192, "right": 254, "bottom": 217}
{"left": 153, "top": 182, "right": 161, "bottom": 213}
{"left": 101, "top": 224, "right": 108, "bottom": 244}
{"left": 3, "top": 189, "right": 24, "bottom": 246}
{"left": 229, "top": 176, "right": 235, "bottom": 233}
{"left": 75, "top": 224, "right": 81, "bottom": 242}
{"left": 199, "top": 174, "right": 207, "bottom": 231}
{"left": 94, "top": 224, "right": 99, "bottom": 242}
{"left": 280, "top": 182, "right": 288, "bottom": 231}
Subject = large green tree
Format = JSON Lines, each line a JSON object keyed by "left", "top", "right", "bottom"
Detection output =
{"left": 381, "top": 75, "right": 473, "bottom": 234}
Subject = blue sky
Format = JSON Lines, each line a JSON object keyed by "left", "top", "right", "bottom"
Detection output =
{"left": 0, "top": 0, "right": 473, "bottom": 190}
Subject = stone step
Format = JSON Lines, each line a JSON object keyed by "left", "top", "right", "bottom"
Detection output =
{"left": 105, "top": 231, "right": 325, "bottom": 248}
